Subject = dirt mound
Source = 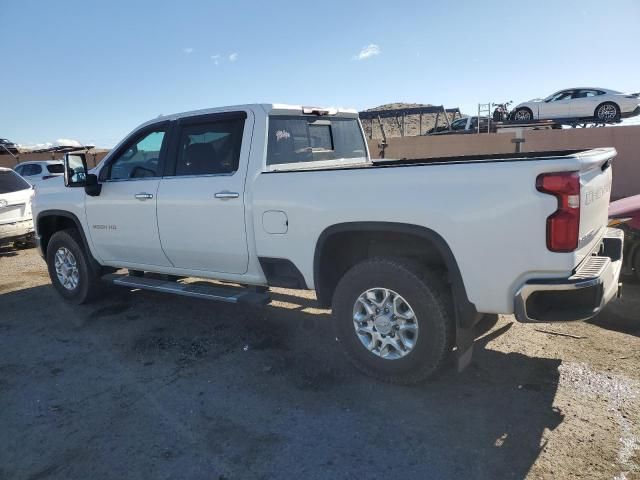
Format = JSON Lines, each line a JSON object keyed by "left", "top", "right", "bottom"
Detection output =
{"left": 361, "top": 102, "right": 462, "bottom": 140}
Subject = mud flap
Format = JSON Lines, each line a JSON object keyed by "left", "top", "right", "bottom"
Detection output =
{"left": 455, "top": 307, "right": 483, "bottom": 372}
{"left": 455, "top": 324, "right": 475, "bottom": 372}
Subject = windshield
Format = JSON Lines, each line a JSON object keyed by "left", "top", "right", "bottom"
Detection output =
{"left": 0, "top": 170, "right": 31, "bottom": 194}
{"left": 451, "top": 119, "right": 467, "bottom": 130}
{"left": 267, "top": 116, "right": 367, "bottom": 168}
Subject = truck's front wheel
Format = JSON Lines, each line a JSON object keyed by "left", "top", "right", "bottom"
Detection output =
{"left": 331, "top": 258, "right": 453, "bottom": 384}
{"left": 46, "top": 229, "right": 102, "bottom": 304}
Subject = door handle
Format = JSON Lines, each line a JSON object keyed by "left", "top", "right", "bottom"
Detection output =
{"left": 134, "top": 193, "right": 154, "bottom": 200}
{"left": 214, "top": 191, "right": 239, "bottom": 199}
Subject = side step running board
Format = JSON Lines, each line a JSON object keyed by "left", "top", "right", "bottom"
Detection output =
{"left": 103, "top": 274, "right": 271, "bottom": 306}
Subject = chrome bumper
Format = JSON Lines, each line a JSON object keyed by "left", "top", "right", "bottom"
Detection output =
{"left": 514, "top": 228, "right": 623, "bottom": 322}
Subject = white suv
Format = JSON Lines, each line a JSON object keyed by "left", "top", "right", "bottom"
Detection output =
{"left": 0, "top": 167, "right": 34, "bottom": 245}
{"left": 14, "top": 160, "right": 64, "bottom": 184}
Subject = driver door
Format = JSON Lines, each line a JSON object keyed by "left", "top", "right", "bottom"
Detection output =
{"left": 85, "top": 123, "right": 173, "bottom": 266}
{"left": 540, "top": 90, "right": 574, "bottom": 119}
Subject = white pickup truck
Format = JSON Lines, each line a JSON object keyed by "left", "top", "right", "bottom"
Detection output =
{"left": 32, "top": 103, "right": 623, "bottom": 384}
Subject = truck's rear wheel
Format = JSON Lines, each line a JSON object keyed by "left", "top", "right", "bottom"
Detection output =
{"left": 46, "top": 229, "right": 102, "bottom": 304}
{"left": 331, "top": 258, "right": 453, "bottom": 384}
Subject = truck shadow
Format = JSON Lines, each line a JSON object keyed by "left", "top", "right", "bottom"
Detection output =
{"left": 588, "top": 280, "right": 640, "bottom": 337}
{"left": 0, "top": 283, "right": 564, "bottom": 479}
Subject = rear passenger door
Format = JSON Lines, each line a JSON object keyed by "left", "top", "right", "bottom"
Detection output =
{"left": 156, "top": 111, "right": 251, "bottom": 274}
{"left": 570, "top": 89, "right": 601, "bottom": 118}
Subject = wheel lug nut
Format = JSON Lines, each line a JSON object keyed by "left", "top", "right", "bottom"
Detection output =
{"left": 381, "top": 334, "right": 386, "bottom": 338}
{"left": 394, "top": 325, "right": 400, "bottom": 330}
{"left": 384, "top": 308, "right": 389, "bottom": 313}
{"left": 375, "top": 308, "right": 380, "bottom": 314}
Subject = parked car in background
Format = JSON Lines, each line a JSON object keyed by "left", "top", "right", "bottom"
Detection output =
{"left": 609, "top": 194, "right": 640, "bottom": 280}
{"left": 14, "top": 160, "right": 64, "bottom": 184}
{"left": 0, "top": 167, "right": 34, "bottom": 246}
{"left": 513, "top": 88, "right": 640, "bottom": 122}
{"left": 427, "top": 116, "right": 493, "bottom": 135}
{"left": 0, "top": 138, "right": 19, "bottom": 155}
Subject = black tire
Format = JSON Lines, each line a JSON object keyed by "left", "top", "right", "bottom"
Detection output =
{"left": 46, "top": 229, "right": 102, "bottom": 304}
{"left": 513, "top": 107, "right": 533, "bottom": 121}
{"left": 634, "top": 250, "right": 640, "bottom": 283}
{"left": 595, "top": 102, "right": 620, "bottom": 122}
{"left": 331, "top": 258, "right": 454, "bottom": 384}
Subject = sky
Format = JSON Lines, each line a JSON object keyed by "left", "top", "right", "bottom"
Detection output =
{"left": 1, "top": 0, "right": 639, "bottom": 148}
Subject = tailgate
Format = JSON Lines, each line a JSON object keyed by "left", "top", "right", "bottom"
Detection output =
{"left": 0, "top": 189, "right": 33, "bottom": 225}
{"left": 0, "top": 204, "right": 26, "bottom": 224}
{"left": 576, "top": 148, "right": 615, "bottom": 263}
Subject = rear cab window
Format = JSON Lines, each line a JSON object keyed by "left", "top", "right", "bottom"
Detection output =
{"left": 266, "top": 115, "right": 367, "bottom": 170}
{"left": 0, "top": 170, "right": 31, "bottom": 194}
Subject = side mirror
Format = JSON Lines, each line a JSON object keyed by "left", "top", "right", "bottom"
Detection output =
{"left": 64, "top": 153, "right": 88, "bottom": 187}
{"left": 63, "top": 153, "right": 101, "bottom": 196}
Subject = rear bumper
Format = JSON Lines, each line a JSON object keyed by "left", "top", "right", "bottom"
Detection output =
{"left": 621, "top": 105, "right": 640, "bottom": 118}
{"left": 0, "top": 219, "right": 34, "bottom": 244}
{"left": 514, "top": 228, "right": 624, "bottom": 322}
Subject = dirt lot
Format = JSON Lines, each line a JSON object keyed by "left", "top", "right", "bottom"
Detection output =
{"left": 1, "top": 247, "right": 639, "bottom": 480}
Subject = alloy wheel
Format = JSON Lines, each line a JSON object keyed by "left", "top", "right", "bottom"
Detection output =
{"left": 54, "top": 246, "right": 80, "bottom": 290}
{"left": 352, "top": 287, "right": 419, "bottom": 360}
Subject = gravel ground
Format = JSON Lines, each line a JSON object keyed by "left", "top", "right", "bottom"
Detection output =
{"left": 1, "top": 246, "right": 639, "bottom": 480}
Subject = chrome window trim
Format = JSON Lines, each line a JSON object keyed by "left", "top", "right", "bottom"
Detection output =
{"left": 161, "top": 172, "right": 237, "bottom": 180}
{"left": 266, "top": 157, "right": 369, "bottom": 172}
{"left": 102, "top": 176, "right": 162, "bottom": 183}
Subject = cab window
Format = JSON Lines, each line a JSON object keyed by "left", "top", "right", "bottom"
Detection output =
{"left": 173, "top": 118, "right": 245, "bottom": 176}
{"left": 106, "top": 129, "right": 166, "bottom": 180}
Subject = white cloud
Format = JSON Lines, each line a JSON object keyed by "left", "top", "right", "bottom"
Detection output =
{"left": 211, "top": 54, "right": 221, "bottom": 66}
{"left": 228, "top": 52, "right": 238, "bottom": 62}
{"left": 183, "top": 47, "right": 194, "bottom": 54}
{"left": 18, "top": 142, "right": 52, "bottom": 151}
{"left": 354, "top": 44, "right": 381, "bottom": 60}
{"left": 54, "top": 139, "right": 83, "bottom": 148}
{"left": 18, "top": 139, "right": 85, "bottom": 151}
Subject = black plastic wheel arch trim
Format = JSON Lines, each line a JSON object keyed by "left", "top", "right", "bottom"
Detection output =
{"left": 313, "top": 222, "right": 480, "bottom": 328}
{"left": 36, "top": 210, "right": 95, "bottom": 260}
{"left": 258, "top": 257, "right": 308, "bottom": 289}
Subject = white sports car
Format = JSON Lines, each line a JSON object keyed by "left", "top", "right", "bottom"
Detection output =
{"left": 512, "top": 88, "right": 640, "bottom": 122}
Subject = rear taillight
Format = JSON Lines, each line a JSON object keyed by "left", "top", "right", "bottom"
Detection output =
{"left": 536, "top": 172, "right": 580, "bottom": 252}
